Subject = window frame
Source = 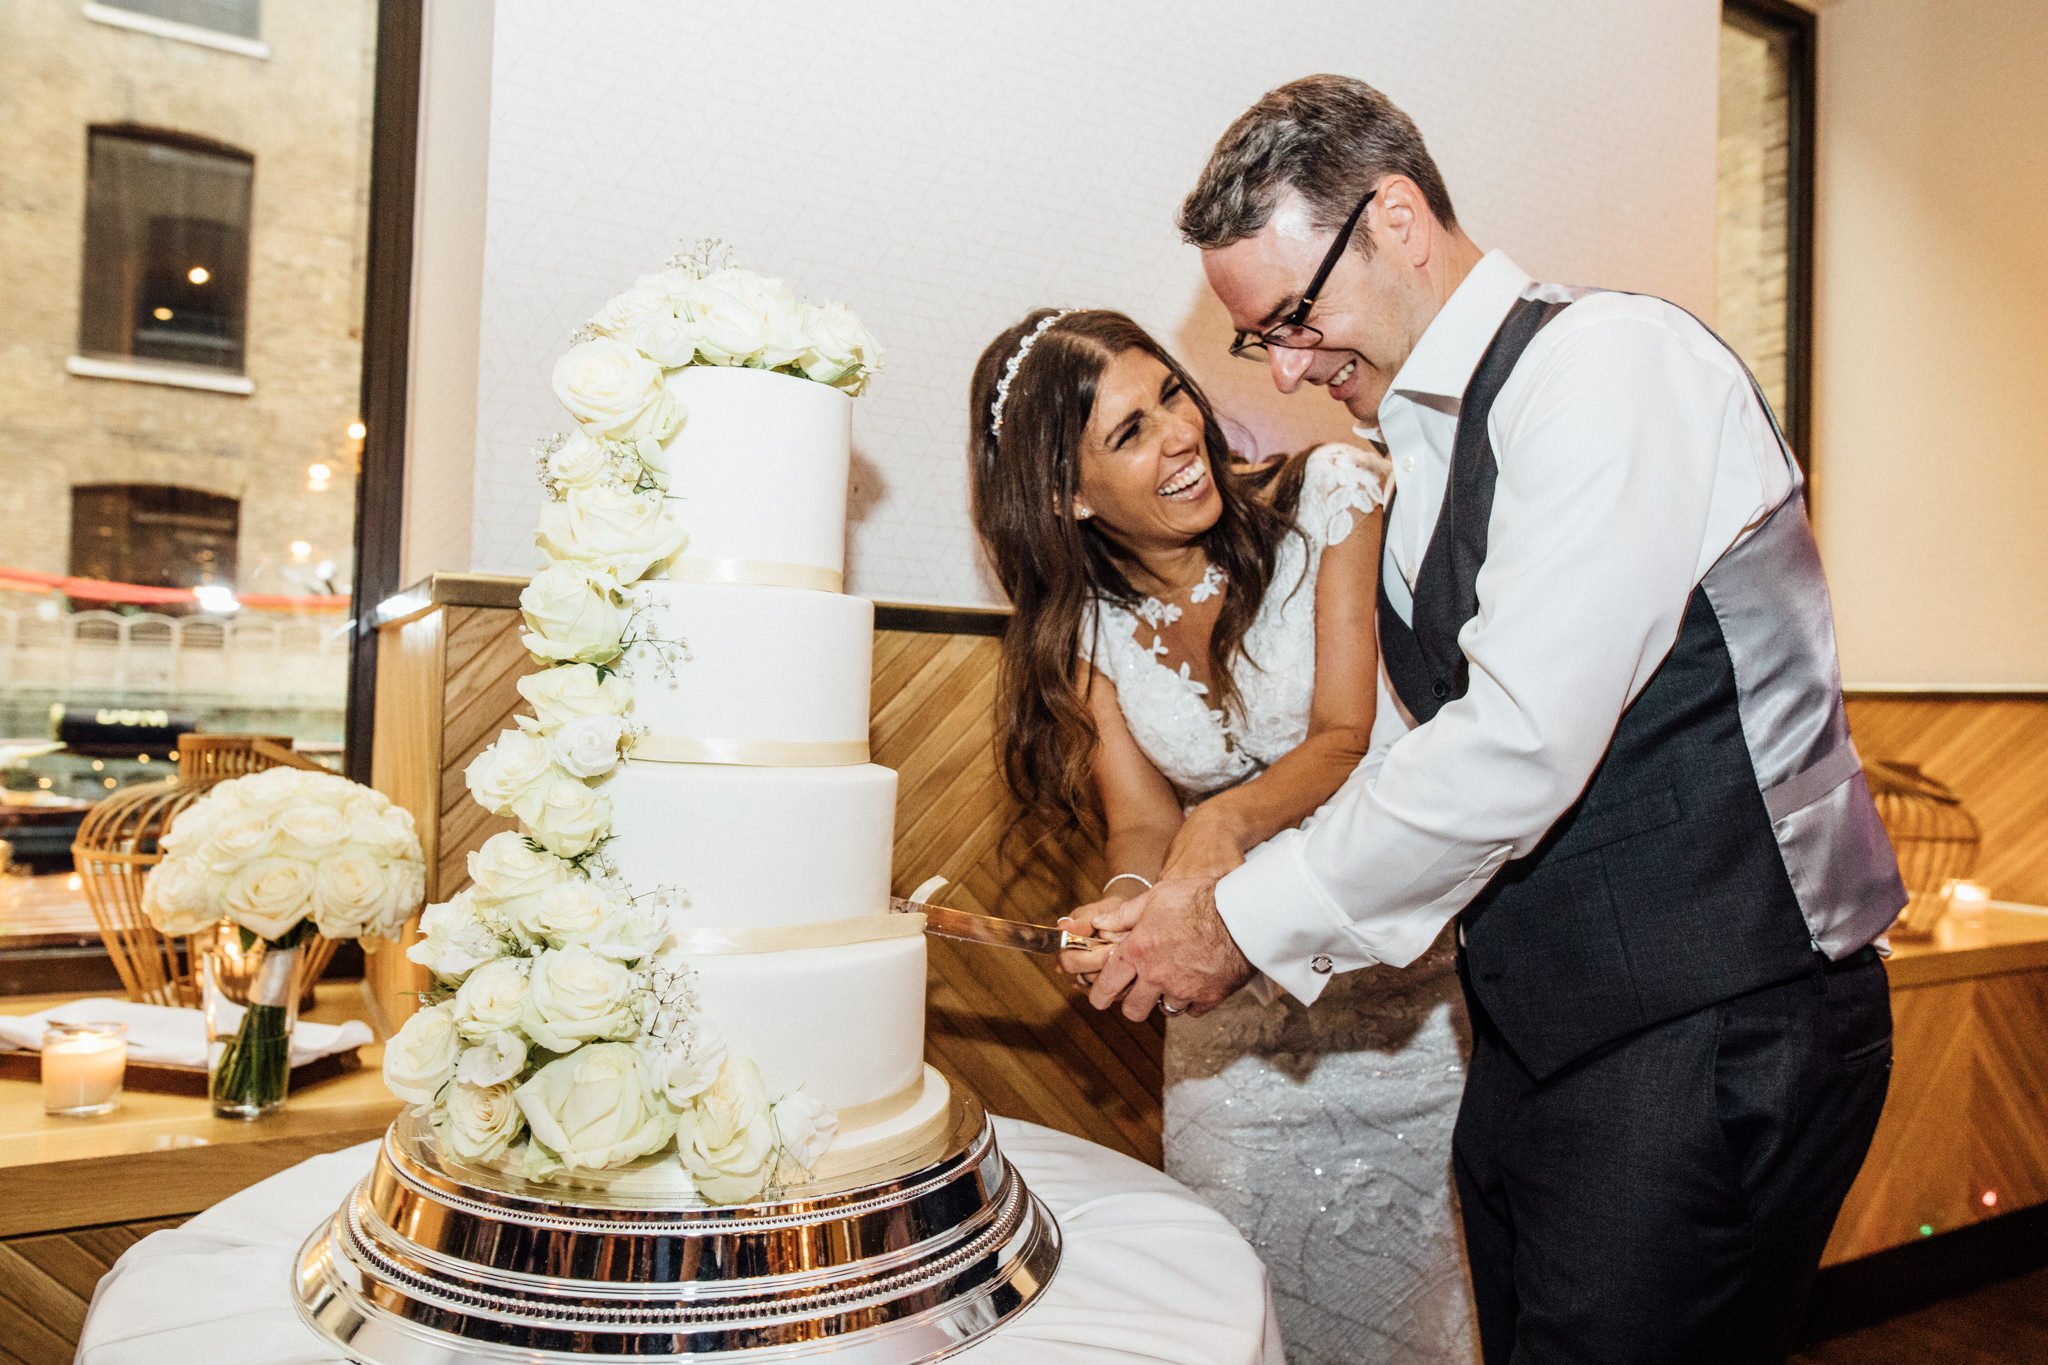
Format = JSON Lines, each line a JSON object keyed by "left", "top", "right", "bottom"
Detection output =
{"left": 76, "top": 123, "right": 256, "bottom": 380}
{"left": 1723, "top": 0, "right": 1818, "bottom": 480}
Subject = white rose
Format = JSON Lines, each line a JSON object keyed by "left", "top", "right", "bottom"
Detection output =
{"left": 521, "top": 944, "right": 639, "bottom": 1052}
{"left": 463, "top": 729, "right": 556, "bottom": 820}
{"left": 453, "top": 957, "right": 532, "bottom": 1041}
{"left": 511, "top": 878, "right": 616, "bottom": 949}
{"left": 141, "top": 855, "right": 219, "bottom": 937}
{"left": 674, "top": 1056, "right": 778, "bottom": 1203}
{"left": 407, "top": 891, "right": 505, "bottom": 983}
{"left": 437, "top": 1080, "right": 526, "bottom": 1164}
{"left": 347, "top": 801, "right": 421, "bottom": 862}
{"left": 552, "top": 714, "right": 625, "bottom": 780}
{"left": 656, "top": 1022, "right": 727, "bottom": 1107}
{"left": 773, "top": 1090, "right": 839, "bottom": 1172}
{"left": 275, "top": 798, "right": 349, "bottom": 855}
{"left": 526, "top": 774, "right": 612, "bottom": 860}
{"left": 467, "top": 831, "right": 571, "bottom": 904}
{"left": 544, "top": 429, "right": 618, "bottom": 494}
{"left": 457, "top": 1031, "right": 529, "bottom": 1088}
{"left": 585, "top": 892, "right": 669, "bottom": 963}
{"left": 384, "top": 1002, "right": 461, "bottom": 1106}
{"left": 516, "top": 663, "right": 630, "bottom": 733}
{"left": 534, "top": 485, "right": 686, "bottom": 582}
{"left": 207, "top": 809, "right": 283, "bottom": 869}
{"left": 628, "top": 312, "right": 701, "bottom": 368}
{"left": 688, "top": 269, "right": 789, "bottom": 367}
{"left": 219, "top": 855, "right": 315, "bottom": 941}
{"left": 158, "top": 797, "right": 223, "bottom": 855}
{"left": 796, "top": 300, "right": 872, "bottom": 389}
{"left": 587, "top": 283, "right": 672, "bottom": 339}
{"left": 515, "top": 1043, "right": 675, "bottom": 1172}
{"left": 380, "top": 859, "right": 427, "bottom": 930}
{"left": 309, "top": 846, "right": 400, "bottom": 940}
{"left": 520, "top": 562, "right": 629, "bottom": 667}
{"left": 552, "top": 337, "right": 682, "bottom": 441}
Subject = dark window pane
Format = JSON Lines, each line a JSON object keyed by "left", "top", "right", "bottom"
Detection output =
{"left": 79, "top": 130, "right": 253, "bottom": 373}
{"left": 69, "top": 484, "right": 240, "bottom": 596}
{"left": 97, "top": 0, "right": 260, "bottom": 41}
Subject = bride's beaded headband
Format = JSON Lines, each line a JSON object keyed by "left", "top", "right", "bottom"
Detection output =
{"left": 988, "top": 309, "right": 1077, "bottom": 437}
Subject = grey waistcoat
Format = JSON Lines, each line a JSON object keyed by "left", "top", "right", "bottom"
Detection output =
{"left": 1377, "top": 292, "right": 1905, "bottom": 1079}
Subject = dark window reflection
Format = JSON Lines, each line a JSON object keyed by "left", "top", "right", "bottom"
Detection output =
{"left": 79, "top": 129, "right": 253, "bottom": 373}
{"left": 69, "top": 484, "right": 240, "bottom": 599}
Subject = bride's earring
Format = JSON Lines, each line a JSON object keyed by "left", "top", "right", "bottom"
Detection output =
{"left": 1075, "top": 503, "right": 1094, "bottom": 521}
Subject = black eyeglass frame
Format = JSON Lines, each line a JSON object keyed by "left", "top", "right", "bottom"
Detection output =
{"left": 1227, "top": 186, "right": 1378, "bottom": 361}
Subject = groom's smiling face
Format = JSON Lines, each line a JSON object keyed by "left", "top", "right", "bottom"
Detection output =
{"left": 1201, "top": 192, "right": 1418, "bottom": 425}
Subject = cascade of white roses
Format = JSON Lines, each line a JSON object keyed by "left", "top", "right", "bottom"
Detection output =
{"left": 382, "top": 245, "right": 878, "bottom": 1201}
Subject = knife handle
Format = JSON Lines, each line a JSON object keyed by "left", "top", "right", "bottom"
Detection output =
{"left": 1058, "top": 931, "right": 1113, "bottom": 952}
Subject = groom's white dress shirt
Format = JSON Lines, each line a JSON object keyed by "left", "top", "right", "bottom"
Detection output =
{"left": 1215, "top": 250, "right": 1798, "bottom": 1004}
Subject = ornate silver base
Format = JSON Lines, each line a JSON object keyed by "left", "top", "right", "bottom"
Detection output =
{"left": 292, "top": 1086, "right": 1059, "bottom": 1361}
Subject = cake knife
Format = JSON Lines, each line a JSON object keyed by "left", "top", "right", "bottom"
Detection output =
{"left": 889, "top": 897, "right": 1111, "bottom": 956}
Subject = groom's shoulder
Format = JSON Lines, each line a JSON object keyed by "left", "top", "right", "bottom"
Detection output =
{"left": 1521, "top": 286, "right": 1748, "bottom": 388}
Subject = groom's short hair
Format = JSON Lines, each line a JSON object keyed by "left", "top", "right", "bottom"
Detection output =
{"left": 1180, "top": 75, "right": 1458, "bottom": 253}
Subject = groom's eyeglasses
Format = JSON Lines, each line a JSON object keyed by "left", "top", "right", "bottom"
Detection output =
{"left": 1228, "top": 186, "right": 1378, "bottom": 361}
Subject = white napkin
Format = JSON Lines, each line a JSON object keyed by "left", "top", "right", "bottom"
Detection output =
{"left": 0, "top": 998, "right": 372, "bottom": 1069}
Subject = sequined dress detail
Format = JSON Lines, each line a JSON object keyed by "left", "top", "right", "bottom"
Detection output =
{"left": 1084, "top": 445, "right": 1477, "bottom": 1364}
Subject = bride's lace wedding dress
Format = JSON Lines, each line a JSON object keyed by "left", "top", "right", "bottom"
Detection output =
{"left": 1084, "top": 445, "right": 1477, "bottom": 1364}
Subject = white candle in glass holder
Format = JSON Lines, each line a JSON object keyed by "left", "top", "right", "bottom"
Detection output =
{"left": 1945, "top": 879, "right": 1992, "bottom": 920}
{"left": 42, "top": 1022, "right": 128, "bottom": 1116}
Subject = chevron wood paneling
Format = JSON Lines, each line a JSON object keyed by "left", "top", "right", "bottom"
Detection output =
{"left": 872, "top": 629, "right": 1161, "bottom": 1165}
{"left": 1823, "top": 962, "right": 2048, "bottom": 1263}
{"left": 0, "top": 1217, "right": 182, "bottom": 1365}
{"left": 1846, "top": 696, "right": 2048, "bottom": 905}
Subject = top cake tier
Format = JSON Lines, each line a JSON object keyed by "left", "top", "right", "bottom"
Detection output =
{"left": 654, "top": 367, "right": 852, "bottom": 590}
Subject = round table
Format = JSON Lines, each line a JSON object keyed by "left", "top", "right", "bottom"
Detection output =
{"left": 77, "top": 1116, "right": 1283, "bottom": 1364}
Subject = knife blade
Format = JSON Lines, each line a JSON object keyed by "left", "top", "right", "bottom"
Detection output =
{"left": 889, "top": 897, "right": 1111, "bottom": 956}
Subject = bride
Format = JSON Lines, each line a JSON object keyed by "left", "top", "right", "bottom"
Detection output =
{"left": 967, "top": 308, "right": 1475, "bottom": 1363}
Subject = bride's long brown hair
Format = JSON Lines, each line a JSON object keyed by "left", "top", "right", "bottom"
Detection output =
{"left": 968, "top": 309, "right": 1305, "bottom": 839}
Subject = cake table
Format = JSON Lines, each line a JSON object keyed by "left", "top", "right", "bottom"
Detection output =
{"left": 77, "top": 1117, "right": 1282, "bottom": 1364}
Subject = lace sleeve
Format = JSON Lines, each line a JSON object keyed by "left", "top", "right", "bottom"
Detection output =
{"left": 1299, "top": 442, "right": 1392, "bottom": 548}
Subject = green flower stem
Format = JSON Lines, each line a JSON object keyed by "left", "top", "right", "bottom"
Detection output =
{"left": 212, "top": 1002, "right": 293, "bottom": 1111}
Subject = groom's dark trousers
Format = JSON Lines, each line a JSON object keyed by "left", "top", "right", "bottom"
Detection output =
{"left": 1453, "top": 949, "right": 1891, "bottom": 1363}
{"left": 1377, "top": 293, "right": 1903, "bottom": 1363}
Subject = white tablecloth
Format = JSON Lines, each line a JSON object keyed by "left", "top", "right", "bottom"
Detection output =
{"left": 78, "top": 1117, "right": 1282, "bottom": 1364}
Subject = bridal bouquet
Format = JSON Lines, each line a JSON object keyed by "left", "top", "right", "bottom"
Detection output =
{"left": 143, "top": 768, "right": 426, "bottom": 1115}
{"left": 389, "top": 247, "right": 867, "bottom": 1202}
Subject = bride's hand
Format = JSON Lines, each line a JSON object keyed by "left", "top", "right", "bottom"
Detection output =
{"left": 1058, "top": 896, "right": 1129, "bottom": 983}
{"left": 1158, "top": 807, "right": 1248, "bottom": 885}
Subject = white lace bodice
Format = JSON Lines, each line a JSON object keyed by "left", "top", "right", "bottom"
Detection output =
{"left": 1082, "top": 443, "right": 1391, "bottom": 800}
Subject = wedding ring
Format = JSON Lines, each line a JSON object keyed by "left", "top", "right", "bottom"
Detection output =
{"left": 1160, "top": 1001, "right": 1186, "bottom": 1016}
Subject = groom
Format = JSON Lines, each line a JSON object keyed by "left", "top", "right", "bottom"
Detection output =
{"left": 1084, "top": 75, "right": 1904, "bottom": 1363}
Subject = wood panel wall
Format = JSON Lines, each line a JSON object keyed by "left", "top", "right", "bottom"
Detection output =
{"left": 1846, "top": 696, "right": 2048, "bottom": 905}
{"left": 0, "top": 1218, "right": 183, "bottom": 1365}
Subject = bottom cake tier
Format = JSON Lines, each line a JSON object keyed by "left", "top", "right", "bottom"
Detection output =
{"left": 292, "top": 1081, "right": 1059, "bottom": 1362}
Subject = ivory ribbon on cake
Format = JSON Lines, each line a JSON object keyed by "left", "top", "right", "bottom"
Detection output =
{"left": 831, "top": 1077, "right": 928, "bottom": 1131}
{"left": 630, "top": 735, "right": 870, "bottom": 766}
{"left": 667, "top": 911, "right": 923, "bottom": 956}
{"left": 667, "top": 555, "right": 843, "bottom": 594}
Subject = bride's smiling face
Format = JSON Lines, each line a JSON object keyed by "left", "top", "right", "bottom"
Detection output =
{"left": 1075, "top": 349, "right": 1221, "bottom": 550}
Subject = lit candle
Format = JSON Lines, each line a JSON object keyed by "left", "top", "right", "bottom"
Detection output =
{"left": 1945, "top": 879, "right": 1992, "bottom": 920}
{"left": 42, "top": 1022, "right": 128, "bottom": 1116}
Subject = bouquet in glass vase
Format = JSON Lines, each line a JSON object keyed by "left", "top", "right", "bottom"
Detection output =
{"left": 143, "top": 768, "right": 426, "bottom": 1117}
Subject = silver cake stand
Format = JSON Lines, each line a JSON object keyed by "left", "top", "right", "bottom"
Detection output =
{"left": 291, "top": 1083, "right": 1060, "bottom": 1362}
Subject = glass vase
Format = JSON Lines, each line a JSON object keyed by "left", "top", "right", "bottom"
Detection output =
{"left": 203, "top": 928, "right": 302, "bottom": 1118}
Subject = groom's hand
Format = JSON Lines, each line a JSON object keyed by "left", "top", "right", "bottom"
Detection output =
{"left": 1087, "top": 875, "right": 1255, "bottom": 1021}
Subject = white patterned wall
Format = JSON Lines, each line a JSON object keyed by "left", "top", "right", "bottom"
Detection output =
{"left": 470, "top": 0, "right": 1718, "bottom": 605}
